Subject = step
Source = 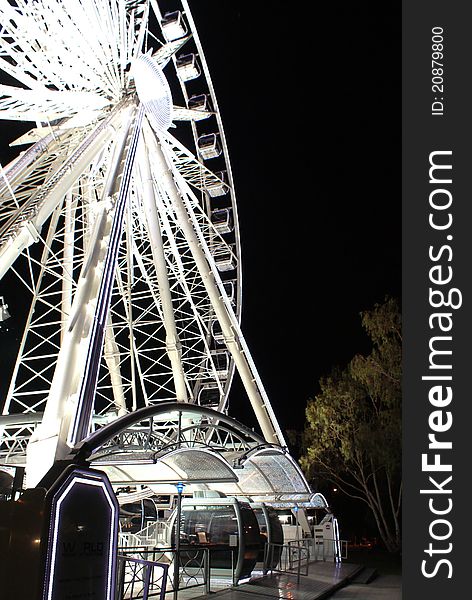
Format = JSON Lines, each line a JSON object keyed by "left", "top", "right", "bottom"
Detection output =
{"left": 350, "top": 566, "right": 378, "bottom": 584}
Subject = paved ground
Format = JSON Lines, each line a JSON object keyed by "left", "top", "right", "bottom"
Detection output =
{"left": 329, "top": 574, "right": 402, "bottom": 599}
{"left": 332, "top": 548, "right": 402, "bottom": 600}
{"left": 177, "top": 549, "right": 402, "bottom": 600}
{"left": 188, "top": 561, "right": 363, "bottom": 600}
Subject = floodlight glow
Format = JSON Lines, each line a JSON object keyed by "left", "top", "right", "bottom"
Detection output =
{"left": 333, "top": 516, "right": 341, "bottom": 563}
{"left": 0, "top": 0, "right": 144, "bottom": 122}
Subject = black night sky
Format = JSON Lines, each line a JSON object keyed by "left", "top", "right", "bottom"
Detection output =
{"left": 185, "top": 2, "right": 401, "bottom": 434}
{"left": 0, "top": 2, "right": 401, "bottom": 440}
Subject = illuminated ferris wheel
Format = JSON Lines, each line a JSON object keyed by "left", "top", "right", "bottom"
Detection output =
{"left": 0, "top": 0, "right": 286, "bottom": 485}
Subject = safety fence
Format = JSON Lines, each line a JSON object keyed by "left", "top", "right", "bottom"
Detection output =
{"left": 116, "top": 538, "right": 348, "bottom": 597}
{"left": 119, "top": 521, "right": 172, "bottom": 548}
{"left": 264, "top": 542, "right": 309, "bottom": 579}
{"left": 263, "top": 538, "right": 348, "bottom": 580}
{"left": 116, "top": 555, "right": 169, "bottom": 599}
{"left": 117, "top": 545, "right": 238, "bottom": 598}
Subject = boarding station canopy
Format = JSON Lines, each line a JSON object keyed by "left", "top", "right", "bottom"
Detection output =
{"left": 72, "top": 403, "right": 318, "bottom": 505}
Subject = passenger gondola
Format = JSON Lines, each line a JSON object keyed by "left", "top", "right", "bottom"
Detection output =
{"left": 168, "top": 496, "right": 261, "bottom": 581}
{"left": 250, "top": 502, "right": 284, "bottom": 570}
{"left": 119, "top": 497, "right": 157, "bottom": 534}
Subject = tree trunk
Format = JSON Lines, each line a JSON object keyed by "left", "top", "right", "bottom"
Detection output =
{"left": 387, "top": 472, "right": 402, "bottom": 549}
{"left": 363, "top": 482, "right": 400, "bottom": 553}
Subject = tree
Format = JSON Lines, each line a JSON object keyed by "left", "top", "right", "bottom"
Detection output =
{"left": 300, "top": 297, "right": 402, "bottom": 553}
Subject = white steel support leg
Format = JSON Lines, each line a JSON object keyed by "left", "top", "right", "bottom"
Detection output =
{"left": 103, "top": 313, "right": 128, "bottom": 417}
{"left": 137, "top": 134, "right": 188, "bottom": 402}
{"left": 25, "top": 107, "right": 136, "bottom": 486}
{"left": 76, "top": 177, "right": 131, "bottom": 418}
{"left": 150, "top": 132, "right": 285, "bottom": 446}
{"left": 25, "top": 203, "right": 115, "bottom": 485}
{"left": 61, "top": 191, "right": 76, "bottom": 342}
{"left": 124, "top": 211, "right": 138, "bottom": 411}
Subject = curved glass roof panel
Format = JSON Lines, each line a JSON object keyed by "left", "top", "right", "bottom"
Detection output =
{"left": 96, "top": 447, "right": 237, "bottom": 486}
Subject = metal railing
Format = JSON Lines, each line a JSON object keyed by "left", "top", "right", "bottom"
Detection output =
{"left": 119, "top": 521, "right": 172, "bottom": 548}
{"left": 170, "top": 546, "right": 211, "bottom": 597}
{"left": 117, "top": 538, "right": 348, "bottom": 597}
{"left": 116, "top": 555, "right": 169, "bottom": 600}
{"left": 264, "top": 542, "right": 309, "bottom": 580}
{"left": 119, "top": 545, "right": 238, "bottom": 597}
{"left": 263, "top": 537, "right": 349, "bottom": 579}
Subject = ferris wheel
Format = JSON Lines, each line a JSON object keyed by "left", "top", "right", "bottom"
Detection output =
{"left": 0, "top": 0, "right": 286, "bottom": 486}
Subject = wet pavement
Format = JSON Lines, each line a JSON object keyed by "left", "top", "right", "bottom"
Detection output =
{"left": 329, "top": 574, "right": 401, "bottom": 599}
{"left": 187, "top": 561, "right": 364, "bottom": 600}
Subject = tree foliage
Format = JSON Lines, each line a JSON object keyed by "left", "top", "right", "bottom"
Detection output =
{"left": 300, "top": 297, "right": 402, "bottom": 553}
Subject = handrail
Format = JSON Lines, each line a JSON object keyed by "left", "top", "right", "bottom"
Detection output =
{"left": 120, "top": 520, "right": 172, "bottom": 547}
{"left": 118, "top": 546, "right": 211, "bottom": 596}
{"left": 119, "top": 545, "right": 240, "bottom": 595}
{"left": 264, "top": 536, "right": 349, "bottom": 574}
{"left": 116, "top": 555, "right": 169, "bottom": 600}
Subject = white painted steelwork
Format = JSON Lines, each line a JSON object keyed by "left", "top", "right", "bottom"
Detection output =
{"left": 0, "top": 0, "right": 286, "bottom": 487}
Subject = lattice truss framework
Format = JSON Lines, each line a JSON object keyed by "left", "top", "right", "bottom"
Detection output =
{"left": 93, "top": 417, "right": 258, "bottom": 462}
{"left": 0, "top": 0, "right": 284, "bottom": 474}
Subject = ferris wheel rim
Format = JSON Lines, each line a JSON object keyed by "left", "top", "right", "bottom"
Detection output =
{"left": 0, "top": 1, "right": 241, "bottom": 416}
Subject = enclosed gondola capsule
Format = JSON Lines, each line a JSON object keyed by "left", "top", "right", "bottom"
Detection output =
{"left": 211, "top": 208, "right": 233, "bottom": 235}
{"left": 176, "top": 53, "right": 201, "bottom": 81}
{"left": 222, "top": 280, "right": 236, "bottom": 305}
{"left": 197, "top": 383, "right": 221, "bottom": 407}
{"left": 197, "top": 133, "right": 222, "bottom": 160}
{"left": 168, "top": 496, "right": 261, "bottom": 582}
{"left": 188, "top": 94, "right": 212, "bottom": 120}
{"left": 250, "top": 502, "right": 284, "bottom": 570}
{"left": 211, "top": 319, "right": 225, "bottom": 344}
{"left": 205, "top": 170, "right": 228, "bottom": 198}
{"left": 161, "top": 11, "right": 187, "bottom": 41}
{"left": 206, "top": 350, "right": 230, "bottom": 378}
